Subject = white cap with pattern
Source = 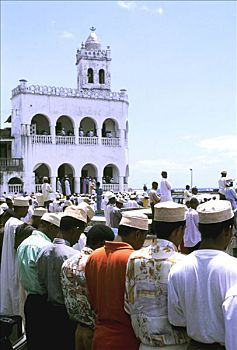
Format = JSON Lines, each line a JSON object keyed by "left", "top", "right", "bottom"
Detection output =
{"left": 154, "top": 201, "right": 186, "bottom": 222}
{"left": 120, "top": 211, "right": 149, "bottom": 231}
{"left": 197, "top": 200, "right": 234, "bottom": 224}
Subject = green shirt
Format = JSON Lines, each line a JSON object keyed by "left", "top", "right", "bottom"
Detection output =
{"left": 17, "top": 230, "right": 52, "bottom": 294}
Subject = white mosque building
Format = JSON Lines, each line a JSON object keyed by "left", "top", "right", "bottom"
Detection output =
{"left": 0, "top": 28, "right": 129, "bottom": 196}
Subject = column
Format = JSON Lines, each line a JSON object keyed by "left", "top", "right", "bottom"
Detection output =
{"left": 50, "top": 124, "right": 56, "bottom": 144}
{"left": 74, "top": 177, "right": 80, "bottom": 194}
{"left": 97, "top": 128, "right": 101, "bottom": 145}
{"left": 119, "top": 176, "right": 124, "bottom": 192}
{"left": 51, "top": 176, "right": 56, "bottom": 192}
{"left": 119, "top": 129, "right": 125, "bottom": 147}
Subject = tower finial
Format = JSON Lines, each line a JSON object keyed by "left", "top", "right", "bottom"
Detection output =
{"left": 90, "top": 26, "right": 96, "bottom": 32}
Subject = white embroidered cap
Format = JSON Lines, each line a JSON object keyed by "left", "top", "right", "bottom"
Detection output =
{"left": 78, "top": 201, "right": 95, "bottom": 220}
{"left": 64, "top": 205, "right": 87, "bottom": 223}
{"left": 120, "top": 211, "right": 149, "bottom": 231}
{"left": 116, "top": 197, "right": 126, "bottom": 204}
{"left": 32, "top": 207, "right": 48, "bottom": 217}
{"left": 41, "top": 213, "right": 61, "bottom": 227}
{"left": 197, "top": 200, "right": 234, "bottom": 224}
{"left": 154, "top": 201, "right": 186, "bottom": 222}
{"left": 107, "top": 192, "right": 115, "bottom": 200}
{"left": 13, "top": 197, "right": 29, "bottom": 207}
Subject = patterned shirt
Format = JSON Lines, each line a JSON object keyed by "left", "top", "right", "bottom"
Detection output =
{"left": 125, "top": 239, "right": 189, "bottom": 348}
{"left": 61, "top": 246, "right": 95, "bottom": 328}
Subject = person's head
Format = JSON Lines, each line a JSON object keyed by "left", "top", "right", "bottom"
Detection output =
{"left": 190, "top": 197, "right": 199, "bottom": 210}
{"left": 185, "top": 200, "right": 191, "bottom": 208}
{"left": 39, "top": 213, "right": 61, "bottom": 241}
{"left": 152, "top": 181, "right": 158, "bottom": 190}
{"left": 116, "top": 197, "right": 125, "bottom": 209}
{"left": 14, "top": 223, "right": 35, "bottom": 250}
{"left": 118, "top": 211, "right": 149, "bottom": 250}
{"left": 161, "top": 171, "right": 167, "bottom": 179}
{"left": 31, "top": 207, "right": 48, "bottom": 229}
{"left": 143, "top": 184, "right": 148, "bottom": 192}
{"left": 96, "top": 182, "right": 101, "bottom": 187}
{"left": 43, "top": 176, "right": 49, "bottom": 183}
{"left": 197, "top": 200, "right": 234, "bottom": 250}
{"left": 107, "top": 193, "right": 116, "bottom": 205}
{"left": 221, "top": 170, "right": 227, "bottom": 178}
{"left": 61, "top": 206, "right": 87, "bottom": 245}
{"left": 185, "top": 185, "right": 190, "bottom": 190}
{"left": 191, "top": 187, "right": 198, "bottom": 195}
{"left": 153, "top": 202, "right": 186, "bottom": 248}
{"left": 225, "top": 179, "right": 234, "bottom": 188}
{"left": 13, "top": 197, "right": 29, "bottom": 219}
{"left": 77, "top": 201, "right": 95, "bottom": 223}
{"left": 86, "top": 224, "right": 114, "bottom": 250}
{"left": 6, "top": 197, "right": 13, "bottom": 209}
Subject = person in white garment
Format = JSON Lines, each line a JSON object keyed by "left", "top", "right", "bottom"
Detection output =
{"left": 181, "top": 197, "right": 201, "bottom": 254}
{"left": 104, "top": 192, "right": 116, "bottom": 227}
{"left": 168, "top": 200, "right": 237, "bottom": 350}
{"left": 57, "top": 178, "right": 62, "bottom": 194}
{"left": 222, "top": 284, "right": 237, "bottom": 350}
{"left": 0, "top": 196, "right": 29, "bottom": 315}
{"left": 218, "top": 170, "right": 227, "bottom": 200}
{"left": 41, "top": 177, "right": 53, "bottom": 209}
{"left": 64, "top": 177, "right": 71, "bottom": 196}
{"left": 183, "top": 185, "right": 192, "bottom": 205}
{"left": 160, "top": 171, "right": 172, "bottom": 202}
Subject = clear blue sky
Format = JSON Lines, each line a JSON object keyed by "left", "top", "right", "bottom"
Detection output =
{"left": 1, "top": 1, "right": 236, "bottom": 189}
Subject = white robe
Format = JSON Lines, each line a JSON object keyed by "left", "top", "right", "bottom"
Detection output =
{"left": 65, "top": 179, "right": 71, "bottom": 196}
{"left": 0, "top": 217, "right": 23, "bottom": 315}
{"left": 160, "top": 178, "right": 172, "bottom": 202}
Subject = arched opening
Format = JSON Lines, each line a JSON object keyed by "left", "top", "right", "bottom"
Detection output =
{"left": 79, "top": 117, "right": 97, "bottom": 137}
{"left": 55, "top": 115, "right": 74, "bottom": 136}
{"left": 31, "top": 114, "right": 50, "bottom": 135}
{"left": 33, "top": 163, "right": 51, "bottom": 192}
{"left": 99, "top": 69, "right": 105, "bottom": 84}
{"left": 8, "top": 177, "right": 23, "bottom": 194}
{"left": 102, "top": 164, "right": 120, "bottom": 192}
{"left": 101, "top": 118, "right": 119, "bottom": 138}
{"left": 80, "top": 163, "right": 98, "bottom": 194}
{"left": 57, "top": 163, "right": 75, "bottom": 195}
{"left": 88, "top": 68, "right": 94, "bottom": 83}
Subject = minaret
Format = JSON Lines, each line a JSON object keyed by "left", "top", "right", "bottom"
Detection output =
{"left": 75, "top": 27, "right": 111, "bottom": 91}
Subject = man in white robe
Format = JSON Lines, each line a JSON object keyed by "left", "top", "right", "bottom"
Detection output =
{"left": 0, "top": 197, "right": 29, "bottom": 315}
{"left": 64, "top": 178, "right": 71, "bottom": 196}
{"left": 160, "top": 171, "right": 172, "bottom": 202}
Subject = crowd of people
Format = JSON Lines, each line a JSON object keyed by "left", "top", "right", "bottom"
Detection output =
{"left": 0, "top": 170, "right": 236, "bottom": 350}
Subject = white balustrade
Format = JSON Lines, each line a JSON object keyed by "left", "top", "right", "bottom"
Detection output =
{"left": 78, "top": 137, "right": 98, "bottom": 145}
{"left": 55, "top": 136, "right": 75, "bottom": 144}
{"left": 32, "top": 135, "right": 52, "bottom": 144}
{"left": 102, "top": 184, "right": 120, "bottom": 192}
{"left": 8, "top": 184, "right": 23, "bottom": 193}
{"left": 35, "top": 184, "right": 42, "bottom": 193}
{"left": 101, "top": 137, "right": 120, "bottom": 147}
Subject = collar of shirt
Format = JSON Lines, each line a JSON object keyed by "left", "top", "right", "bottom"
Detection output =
{"left": 53, "top": 237, "right": 71, "bottom": 246}
{"left": 31, "top": 229, "right": 51, "bottom": 242}
{"left": 81, "top": 246, "right": 93, "bottom": 255}
{"left": 151, "top": 238, "right": 178, "bottom": 253}
{"left": 105, "top": 241, "right": 133, "bottom": 251}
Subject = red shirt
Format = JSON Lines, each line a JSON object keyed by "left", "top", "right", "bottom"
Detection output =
{"left": 85, "top": 241, "right": 140, "bottom": 350}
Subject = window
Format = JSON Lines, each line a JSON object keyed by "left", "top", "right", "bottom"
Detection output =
{"left": 99, "top": 69, "right": 105, "bottom": 84}
{"left": 88, "top": 68, "right": 94, "bottom": 83}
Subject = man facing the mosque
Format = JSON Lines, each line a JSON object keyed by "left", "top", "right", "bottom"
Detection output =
{"left": 160, "top": 171, "right": 173, "bottom": 202}
{"left": 125, "top": 201, "right": 189, "bottom": 350}
{"left": 85, "top": 211, "right": 149, "bottom": 350}
{"left": 168, "top": 200, "right": 237, "bottom": 350}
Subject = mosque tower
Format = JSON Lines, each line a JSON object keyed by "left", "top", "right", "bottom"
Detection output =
{"left": 76, "top": 27, "right": 111, "bottom": 91}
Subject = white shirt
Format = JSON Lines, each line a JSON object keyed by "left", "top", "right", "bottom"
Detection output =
{"left": 104, "top": 203, "right": 114, "bottom": 227}
{"left": 218, "top": 177, "right": 226, "bottom": 195}
{"left": 64, "top": 180, "right": 71, "bottom": 196}
{"left": 160, "top": 178, "right": 172, "bottom": 202}
{"left": 183, "top": 189, "right": 192, "bottom": 204}
{"left": 168, "top": 250, "right": 237, "bottom": 346}
{"left": 41, "top": 182, "right": 52, "bottom": 202}
{"left": 183, "top": 208, "right": 201, "bottom": 247}
{"left": 222, "top": 284, "right": 237, "bottom": 350}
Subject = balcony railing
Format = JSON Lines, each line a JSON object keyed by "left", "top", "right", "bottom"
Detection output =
{"left": 0, "top": 158, "right": 23, "bottom": 171}
{"left": 102, "top": 183, "right": 120, "bottom": 192}
{"left": 32, "top": 135, "right": 52, "bottom": 144}
{"left": 78, "top": 136, "right": 98, "bottom": 145}
{"left": 55, "top": 136, "right": 76, "bottom": 144}
{"left": 102, "top": 137, "right": 120, "bottom": 146}
{"left": 8, "top": 184, "right": 23, "bottom": 193}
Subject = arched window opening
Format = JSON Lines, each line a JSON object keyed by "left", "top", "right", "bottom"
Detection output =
{"left": 88, "top": 68, "right": 94, "bottom": 83}
{"left": 99, "top": 69, "right": 105, "bottom": 84}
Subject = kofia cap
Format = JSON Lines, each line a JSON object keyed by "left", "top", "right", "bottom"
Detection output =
{"left": 116, "top": 197, "right": 126, "bottom": 204}
{"left": 64, "top": 205, "right": 87, "bottom": 223}
{"left": 41, "top": 213, "right": 61, "bottom": 227}
{"left": 107, "top": 192, "right": 116, "bottom": 200}
{"left": 197, "top": 200, "right": 234, "bottom": 224}
{"left": 78, "top": 201, "right": 95, "bottom": 220}
{"left": 32, "top": 207, "right": 48, "bottom": 217}
{"left": 120, "top": 211, "right": 149, "bottom": 231}
{"left": 154, "top": 201, "right": 186, "bottom": 222}
{"left": 13, "top": 197, "right": 29, "bottom": 207}
{"left": 221, "top": 170, "right": 227, "bottom": 174}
